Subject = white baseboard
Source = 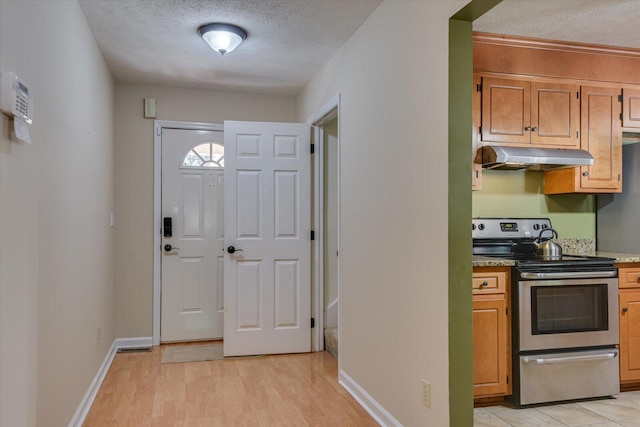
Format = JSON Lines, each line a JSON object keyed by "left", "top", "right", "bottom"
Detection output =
{"left": 68, "top": 337, "right": 153, "bottom": 427}
{"left": 325, "top": 299, "right": 338, "bottom": 328}
{"left": 339, "top": 369, "right": 402, "bottom": 427}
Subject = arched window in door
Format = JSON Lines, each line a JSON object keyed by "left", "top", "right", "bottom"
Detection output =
{"left": 181, "top": 142, "right": 224, "bottom": 168}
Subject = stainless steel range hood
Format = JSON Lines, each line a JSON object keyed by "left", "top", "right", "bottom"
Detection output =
{"left": 476, "top": 146, "right": 594, "bottom": 171}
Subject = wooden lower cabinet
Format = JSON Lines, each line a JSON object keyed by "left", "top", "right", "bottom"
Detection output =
{"left": 618, "top": 266, "right": 640, "bottom": 385}
{"left": 473, "top": 267, "right": 511, "bottom": 399}
{"left": 619, "top": 289, "right": 640, "bottom": 383}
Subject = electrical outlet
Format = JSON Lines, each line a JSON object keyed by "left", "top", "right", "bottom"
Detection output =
{"left": 422, "top": 379, "right": 431, "bottom": 408}
{"left": 97, "top": 327, "right": 102, "bottom": 346}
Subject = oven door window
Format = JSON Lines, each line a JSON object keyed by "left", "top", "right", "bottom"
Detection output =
{"left": 531, "top": 284, "right": 608, "bottom": 334}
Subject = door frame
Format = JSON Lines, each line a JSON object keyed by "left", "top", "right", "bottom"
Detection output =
{"left": 152, "top": 108, "right": 340, "bottom": 349}
{"left": 153, "top": 120, "right": 223, "bottom": 345}
{"left": 308, "top": 94, "right": 341, "bottom": 354}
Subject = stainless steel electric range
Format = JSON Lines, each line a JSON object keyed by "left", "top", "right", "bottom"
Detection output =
{"left": 473, "top": 218, "right": 620, "bottom": 406}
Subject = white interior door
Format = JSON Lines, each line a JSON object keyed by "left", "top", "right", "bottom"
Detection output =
{"left": 161, "top": 128, "right": 225, "bottom": 341}
{"left": 224, "top": 121, "right": 311, "bottom": 356}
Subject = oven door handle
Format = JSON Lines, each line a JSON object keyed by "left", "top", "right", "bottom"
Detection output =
{"left": 520, "top": 271, "right": 617, "bottom": 280}
{"left": 522, "top": 352, "right": 617, "bottom": 365}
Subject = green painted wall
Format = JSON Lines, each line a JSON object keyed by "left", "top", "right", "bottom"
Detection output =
{"left": 449, "top": 3, "right": 502, "bottom": 426}
{"left": 449, "top": 18, "right": 474, "bottom": 427}
{"left": 472, "top": 171, "right": 596, "bottom": 238}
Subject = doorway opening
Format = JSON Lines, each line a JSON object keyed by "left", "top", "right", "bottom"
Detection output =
{"left": 153, "top": 119, "right": 318, "bottom": 355}
{"left": 309, "top": 95, "right": 341, "bottom": 360}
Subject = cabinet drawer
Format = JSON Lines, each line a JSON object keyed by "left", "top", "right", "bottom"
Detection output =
{"left": 473, "top": 271, "right": 507, "bottom": 294}
{"left": 619, "top": 267, "right": 640, "bottom": 289}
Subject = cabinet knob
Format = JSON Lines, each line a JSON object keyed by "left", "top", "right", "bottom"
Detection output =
{"left": 524, "top": 126, "right": 532, "bottom": 131}
{"left": 582, "top": 171, "right": 589, "bottom": 177}
{"left": 623, "top": 307, "right": 629, "bottom": 314}
{"left": 480, "top": 281, "right": 489, "bottom": 287}
{"left": 532, "top": 127, "right": 538, "bottom": 132}
{"left": 636, "top": 276, "right": 640, "bottom": 283}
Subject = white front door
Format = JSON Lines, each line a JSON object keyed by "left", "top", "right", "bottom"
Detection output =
{"left": 223, "top": 121, "right": 311, "bottom": 356}
{"left": 161, "top": 128, "right": 225, "bottom": 341}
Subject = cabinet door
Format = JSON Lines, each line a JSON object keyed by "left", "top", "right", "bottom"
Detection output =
{"left": 481, "top": 77, "right": 531, "bottom": 145}
{"left": 623, "top": 88, "right": 640, "bottom": 128}
{"left": 579, "top": 86, "right": 622, "bottom": 192}
{"left": 472, "top": 75, "right": 483, "bottom": 190}
{"left": 473, "top": 297, "right": 510, "bottom": 397}
{"left": 531, "top": 82, "right": 580, "bottom": 148}
{"left": 544, "top": 85, "right": 622, "bottom": 194}
{"left": 620, "top": 291, "right": 640, "bottom": 382}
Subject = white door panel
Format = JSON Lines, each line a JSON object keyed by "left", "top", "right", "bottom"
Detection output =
{"left": 224, "top": 121, "right": 311, "bottom": 356}
{"left": 161, "top": 128, "right": 224, "bottom": 341}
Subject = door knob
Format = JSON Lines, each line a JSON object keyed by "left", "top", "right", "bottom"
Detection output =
{"left": 164, "top": 244, "right": 179, "bottom": 252}
{"left": 227, "top": 245, "right": 244, "bottom": 254}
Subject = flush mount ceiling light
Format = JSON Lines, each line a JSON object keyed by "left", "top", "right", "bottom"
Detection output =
{"left": 197, "top": 23, "right": 247, "bottom": 56}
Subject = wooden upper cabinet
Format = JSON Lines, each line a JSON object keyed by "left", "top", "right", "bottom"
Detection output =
{"left": 623, "top": 88, "right": 640, "bottom": 129}
{"left": 480, "top": 77, "right": 530, "bottom": 145}
{"left": 478, "top": 76, "right": 580, "bottom": 148}
{"left": 544, "top": 86, "right": 622, "bottom": 194}
{"left": 531, "top": 82, "right": 581, "bottom": 147}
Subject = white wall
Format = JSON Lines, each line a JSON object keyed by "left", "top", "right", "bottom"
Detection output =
{"left": 0, "top": 1, "right": 116, "bottom": 425}
{"left": 114, "top": 84, "right": 296, "bottom": 337}
{"left": 296, "top": 1, "right": 466, "bottom": 424}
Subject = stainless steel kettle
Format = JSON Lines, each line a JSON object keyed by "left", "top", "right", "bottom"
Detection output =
{"left": 535, "top": 228, "right": 562, "bottom": 259}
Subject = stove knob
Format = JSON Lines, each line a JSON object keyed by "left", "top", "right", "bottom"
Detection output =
{"left": 533, "top": 224, "right": 540, "bottom": 231}
{"left": 542, "top": 224, "right": 548, "bottom": 229}
{"left": 472, "top": 223, "right": 476, "bottom": 231}
{"left": 478, "top": 224, "right": 485, "bottom": 231}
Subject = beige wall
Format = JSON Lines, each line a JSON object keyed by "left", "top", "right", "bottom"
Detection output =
{"left": 114, "top": 84, "right": 295, "bottom": 337}
{"left": 0, "top": 1, "right": 116, "bottom": 426}
{"left": 296, "top": 1, "right": 467, "bottom": 425}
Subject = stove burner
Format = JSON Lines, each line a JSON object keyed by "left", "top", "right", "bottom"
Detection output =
{"left": 472, "top": 218, "right": 615, "bottom": 270}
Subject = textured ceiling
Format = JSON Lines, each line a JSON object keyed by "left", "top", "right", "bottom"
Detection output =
{"left": 78, "top": 0, "right": 382, "bottom": 95}
{"left": 474, "top": 0, "right": 640, "bottom": 50}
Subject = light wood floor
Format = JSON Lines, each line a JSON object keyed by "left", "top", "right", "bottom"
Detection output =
{"left": 83, "top": 344, "right": 378, "bottom": 426}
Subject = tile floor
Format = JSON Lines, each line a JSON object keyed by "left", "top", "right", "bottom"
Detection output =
{"left": 474, "top": 391, "right": 640, "bottom": 426}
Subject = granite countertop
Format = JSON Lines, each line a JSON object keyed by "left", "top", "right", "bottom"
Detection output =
{"left": 557, "top": 238, "right": 640, "bottom": 263}
{"left": 472, "top": 238, "right": 640, "bottom": 267}
{"left": 594, "top": 252, "right": 640, "bottom": 264}
{"left": 472, "top": 252, "right": 640, "bottom": 267}
{"left": 472, "top": 256, "right": 515, "bottom": 268}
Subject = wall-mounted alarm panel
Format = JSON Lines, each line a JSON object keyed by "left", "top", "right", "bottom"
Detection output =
{"left": 1, "top": 71, "right": 33, "bottom": 124}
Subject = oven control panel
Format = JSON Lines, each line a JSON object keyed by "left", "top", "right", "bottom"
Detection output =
{"left": 472, "top": 218, "right": 552, "bottom": 239}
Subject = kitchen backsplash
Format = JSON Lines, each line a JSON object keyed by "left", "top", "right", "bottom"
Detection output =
{"left": 556, "top": 238, "right": 596, "bottom": 255}
{"left": 472, "top": 170, "right": 596, "bottom": 238}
